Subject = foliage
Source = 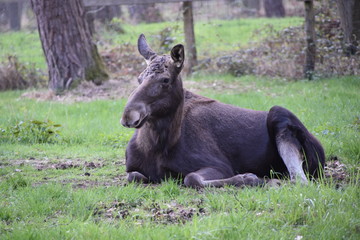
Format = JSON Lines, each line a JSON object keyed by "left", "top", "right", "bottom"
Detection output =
{"left": 0, "top": 119, "right": 62, "bottom": 144}
{"left": 98, "top": 17, "right": 303, "bottom": 55}
{"left": 0, "top": 31, "right": 45, "bottom": 69}
{"left": 0, "top": 55, "right": 47, "bottom": 91}
{"left": 106, "top": 18, "right": 125, "bottom": 34}
{"left": 156, "top": 26, "right": 179, "bottom": 53}
{"left": 212, "top": 6, "right": 360, "bottom": 80}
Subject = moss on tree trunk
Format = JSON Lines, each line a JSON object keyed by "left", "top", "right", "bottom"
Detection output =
{"left": 85, "top": 45, "right": 109, "bottom": 86}
{"left": 31, "top": 0, "right": 108, "bottom": 94}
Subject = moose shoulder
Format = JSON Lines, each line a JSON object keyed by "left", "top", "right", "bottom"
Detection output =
{"left": 120, "top": 34, "right": 325, "bottom": 188}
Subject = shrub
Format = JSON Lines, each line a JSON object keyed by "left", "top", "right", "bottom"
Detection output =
{"left": 0, "top": 119, "right": 62, "bottom": 144}
{"left": 212, "top": 6, "right": 360, "bottom": 80}
{"left": 0, "top": 55, "right": 47, "bottom": 91}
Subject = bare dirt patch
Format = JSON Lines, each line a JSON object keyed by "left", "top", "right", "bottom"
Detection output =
{"left": 21, "top": 78, "right": 137, "bottom": 103}
{"left": 3, "top": 157, "right": 350, "bottom": 185}
{"left": 92, "top": 200, "right": 206, "bottom": 224}
{"left": 18, "top": 43, "right": 259, "bottom": 102}
{"left": 5, "top": 158, "right": 107, "bottom": 171}
{"left": 324, "top": 159, "right": 349, "bottom": 183}
{"left": 20, "top": 77, "right": 262, "bottom": 103}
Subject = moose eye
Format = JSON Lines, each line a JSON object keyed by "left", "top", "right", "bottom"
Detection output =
{"left": 162, "top": 78, "right": 170, "bottom": 84}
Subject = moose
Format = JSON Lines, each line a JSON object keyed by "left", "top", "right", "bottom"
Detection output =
{"left": 120, "top": 34, "right": 325, "bottom": 188}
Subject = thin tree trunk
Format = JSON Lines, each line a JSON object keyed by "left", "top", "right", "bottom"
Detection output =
{"left": 6, "top": 1, "right": 22, "bottom": 31}
{"left": 183, "top": 1, "right": 197, "bottom": 76}
{"left": 336, "top": 0, "right": 359, "bottom": 55}
{"left": 264, "top": 0, "right": 285, "bottom": 18}
{"left": 31, "top": 0, "right": 108, "bottom": 93}
{"left": 353, "top": 0, "right": 360, "bottom": 46}
{"left": 304, "top": 0, "right": 316, "bottom": 80}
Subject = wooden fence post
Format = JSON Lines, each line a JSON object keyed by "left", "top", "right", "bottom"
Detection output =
{"left": 304, "top": 0, "right": 316, "bottom": 80}
{"left": 183, "top": 1, "right": 197, "bottom": 76}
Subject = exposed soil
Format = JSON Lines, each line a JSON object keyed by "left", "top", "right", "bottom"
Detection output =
{"left": 19, "top": 44, "right": 260, "bottom": 103}
{"left": 2, "top": 157, "right": 351, "bottom": 188}
{"left": 4, "top": 158, "right": 107, "bottom": 171}
{"left": 324, "top": 159, "right": 349, "bottom": 183}
{"left": 92, "top": 200, "right": 206, "bottom": 225}
{"left": 20, "top": 76, "right": 258, "bottom": 103}
{"left": 20, "top": 78, "right": 137, "bottom": 103}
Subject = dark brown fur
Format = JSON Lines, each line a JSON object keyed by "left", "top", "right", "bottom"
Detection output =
{"left": 121, "top": 34, "right": 325, "bottom": 187}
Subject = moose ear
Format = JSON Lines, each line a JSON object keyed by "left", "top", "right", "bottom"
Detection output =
{"left": 138, "top": 34, "right": 156, "bottom": 63}
{"left": 170, "top": 44, "right": 185, "bottom": 69}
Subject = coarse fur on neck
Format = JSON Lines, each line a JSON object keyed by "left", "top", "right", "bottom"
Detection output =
{"left": 136, "top": 77, "right": 184, "bottom": 156}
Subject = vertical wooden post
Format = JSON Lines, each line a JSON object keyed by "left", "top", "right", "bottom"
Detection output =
{"left": 183, "top": 1, "right": 197, "bottom": 76}
{"left": 304, "top": 0, "right": 316, "bottom": 80}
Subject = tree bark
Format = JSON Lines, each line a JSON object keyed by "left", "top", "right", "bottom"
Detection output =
{"left": 264, "top": 0, "right": 285, "bottom": 18}
{"left": 6, "top": 1, "right": 22, "bottom": 31}
{"left": 31, "top": 0, "right": 108, "bottom": 93}
{"left": 304, "top": 0, "right": 316, "bottom": 80}
{"left": 183, "top": 1, "right": 197, "bottom": 76}
{"left": 336, "top": 0, "right": 359, "bottom": 55}
{"left": 353, "top": 0, "right": 360, "bottom": 47}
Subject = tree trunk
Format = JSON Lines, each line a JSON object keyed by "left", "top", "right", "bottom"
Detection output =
{"left": 264, "top": 0, "right": 285, "bottom": 17}
{"left": 336, "top": 0, "right": 359, "bottom": 55}
{"left": 183, "top": 1, "right": 197, "bottom": 76}
{"left": 6, "top": 1, "right": 22, "bottom": 31}
{"left": 353, "top": 0, "right": 360, "bottom": 48}
{"left": 31, "top": 0, "right": 108, "bottom": 93}
{"left": 304, "top": 0, "right": 316, "bottom": 80}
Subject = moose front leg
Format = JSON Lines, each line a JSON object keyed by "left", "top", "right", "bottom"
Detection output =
{"left": 127, "top": 171, "right": 149, "bottom": 183}
{"left": 184, "top": 168, "right": 264, "bottom": 188}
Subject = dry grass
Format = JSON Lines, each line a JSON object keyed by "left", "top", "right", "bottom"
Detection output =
{"left": 0, "top": 56, "right": 46, "bottom": 91}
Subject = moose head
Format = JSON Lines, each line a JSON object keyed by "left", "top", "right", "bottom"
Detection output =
{"left": 121, "top": 34, "right": 185, "bottom": 129}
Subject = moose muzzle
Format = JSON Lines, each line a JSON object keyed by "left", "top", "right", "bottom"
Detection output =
{"left": 121, "top": 103, "right": 148, "bottom": 128}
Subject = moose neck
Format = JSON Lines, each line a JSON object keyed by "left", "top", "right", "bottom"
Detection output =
{"left": 138, "top": 80, "right": 184, "bottom": 155}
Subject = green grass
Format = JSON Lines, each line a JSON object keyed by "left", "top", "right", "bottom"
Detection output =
{"left": 0, "top": 74, "right": 359, "bottom": 239}
{"left": 0, "top": 31, "right": 44, "bottom": 69}
{"left": 0, "top": 179, "right": 359, "bottom": 239}
{"left": 0, "top": 17, "right": 303, "bottom": 69}
{"left": 104, "top": 17, "right": 303, "bottom": 56}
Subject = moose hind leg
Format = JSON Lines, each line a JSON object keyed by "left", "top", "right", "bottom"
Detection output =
{"left": 204, "top": 173, "right": 264, "bottom": 187}
{"left": 184, "top": 167, "right": 263, "bottom": 188}
{"left": 276, "top": 138, "right": 308, "bottom": 184}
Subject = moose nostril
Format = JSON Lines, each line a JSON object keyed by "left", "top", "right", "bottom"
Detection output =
{"left": 133, "top": 119, "right": 140, "bottom": 127}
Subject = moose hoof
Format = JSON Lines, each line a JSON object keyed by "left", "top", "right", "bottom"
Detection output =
{"left": 184, "top": 173, "right": 204, "bottom": 188}
{"left": 266, "top": 179, "right": 283, "bottom": 188}
{"left": 233, "top": 173, "right": 262, "bottom": 187}
{"left": 127, "top": 171, "right": 148, "bottom": 183}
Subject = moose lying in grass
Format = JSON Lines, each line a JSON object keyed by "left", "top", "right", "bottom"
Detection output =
{"left": 120, "top": 34, "right": 325, "bottom": 187}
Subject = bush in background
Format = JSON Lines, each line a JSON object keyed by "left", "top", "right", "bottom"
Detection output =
{"left": 212, "top": 6, "right": 360, "bottom": 80}
{"left": 0, "top": 119, "right": 62, "bottom": 144}
{"left": 0, "top": 55, "right": 47, "bottom": 91}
